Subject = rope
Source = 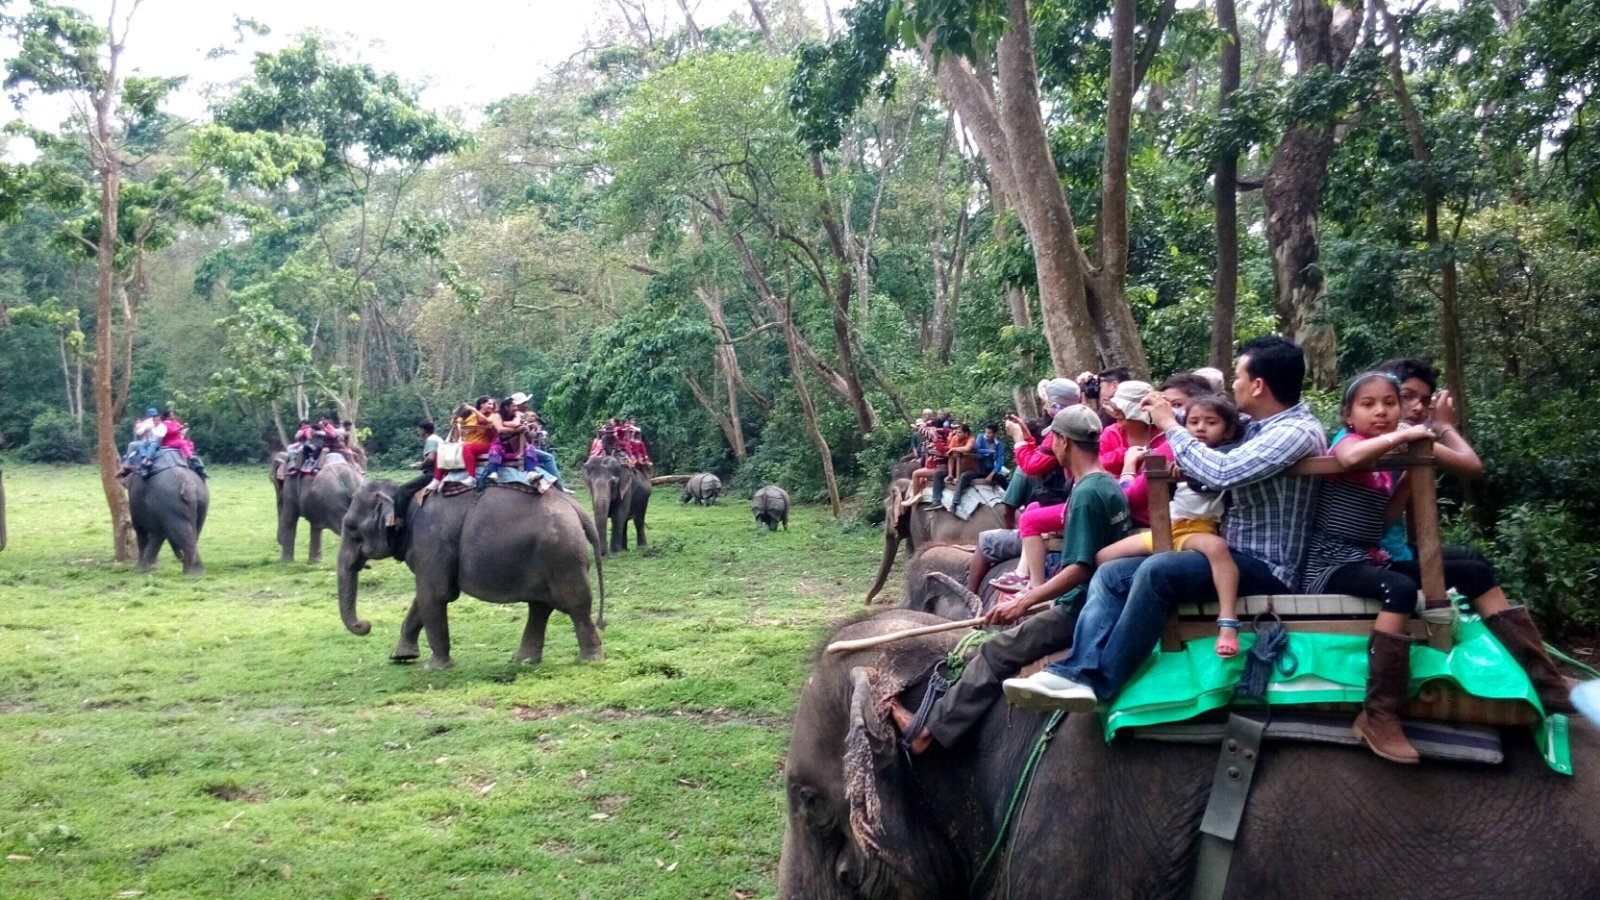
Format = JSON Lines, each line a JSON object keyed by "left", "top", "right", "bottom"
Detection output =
{"left": 971, "top": 709, "right": 1066, "bottom": 891}
{"left": 946, "top": 629, "right": 996, "bottom": 680}
{"left": 1235, "top": 613, "right": 1297, "bottom": 702}
{"left": 1547, "top": 643, "right": 1600, "bottom": 681}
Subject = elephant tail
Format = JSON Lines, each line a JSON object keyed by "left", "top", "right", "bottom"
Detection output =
{"left": 580, "top": 503, "right": 606, "bottom": 629}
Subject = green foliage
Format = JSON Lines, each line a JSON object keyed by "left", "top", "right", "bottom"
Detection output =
{"left": 19, "top": 411, "right": 88, "bottom": 463}
{"left": 788, "top": 0, "right": 895, "bottom": 152}
{"left": 2, "top": 2, "right": 106, "bottom": 99}
{"left": 1137, "top": 288, "right": 1275, "bottom": 379}
{"left": 1473, "top": 502, "right": 1600, "bottom": 634}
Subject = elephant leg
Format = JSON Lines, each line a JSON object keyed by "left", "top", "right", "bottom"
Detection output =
{"left": 571, "top": 607, "right": 603, "bottom": 661}
{"left": 633, "top": 509, "right": 647, "bottom": 548}
{"left": 391, "top": 602, "right": 424, "bottom": 661}
{"left": 611, "top": 506, "right": 627, "bottom": 553}
{"left": 135, "top": 526, "right": 157, "bottom": 572}
{"left": 169, "top": 520, "right": 203, "bottom": 576}
{"left": 418, "top": 584, "right": 458, "bottom": 670}
{"left": 513, "top": 603, "right": 554, "bottom": 665}
{"left": 308, "top": 527, "right": 323, "bottom": 565}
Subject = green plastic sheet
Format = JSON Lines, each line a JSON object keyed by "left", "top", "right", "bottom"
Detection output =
{"left": 1102, "top": 615, "right": 1572, "bottom": 774}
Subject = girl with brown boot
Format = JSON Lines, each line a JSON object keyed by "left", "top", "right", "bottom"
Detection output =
{"left": 1302, "top": 373, "right": 1576, "bottom": 764}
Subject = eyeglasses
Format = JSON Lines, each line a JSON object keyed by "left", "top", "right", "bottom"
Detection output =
{"left": 1399, "top": 390, "right": 1429, "bottom": 405}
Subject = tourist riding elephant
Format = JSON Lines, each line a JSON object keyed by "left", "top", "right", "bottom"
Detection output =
{"left": 752, "top": 485, "right": 790, "bottom": 531}
{"left": 336, "top": 480, "right": 605, "bottom": 669}
{"left": 271, "top": 437, "right": 363, "bottom": 564}
{"left": 682, "top": 472, "right": 722, "bottom": 506}
{"left": 779, "top": 610, "right": 1600, "bottom": 899}
{"left": 126, "top": 451, "right": 208, "bottom": 575}
{"left": 582, "top": 455, "right": 650, "bottom": 555}
{"left": 865, "top": 478, "right": 1004, "bottom": 604}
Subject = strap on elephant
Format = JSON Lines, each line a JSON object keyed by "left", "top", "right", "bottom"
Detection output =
{"left": 900, "top": 664, "right": 951, "bottom": 762}
{"left": 1189, "top": 711, "right": 1266, "bottom": 900}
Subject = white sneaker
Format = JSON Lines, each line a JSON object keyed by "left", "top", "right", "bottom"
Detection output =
{"left": 1002, "top": 671, "right": 1098, "bottom": 713}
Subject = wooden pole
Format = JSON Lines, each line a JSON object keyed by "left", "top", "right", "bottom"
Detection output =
{"left": 825, "top": 600, "right": 1052, "bottom": 653}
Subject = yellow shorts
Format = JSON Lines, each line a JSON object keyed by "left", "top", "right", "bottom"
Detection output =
{"left": 1139, "top": 518, "right": 1221, "bottom": 553}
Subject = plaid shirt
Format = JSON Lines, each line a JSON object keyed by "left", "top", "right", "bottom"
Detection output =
{"left": 1163, "top": 403, "right": 1327, "bottom": 587}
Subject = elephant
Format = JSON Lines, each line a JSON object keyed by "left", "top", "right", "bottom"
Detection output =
{"left": 336, "top": 479, "right": 605, "bottom": 669}
{"left": 865, "top": 478, "right": 1004, "bottom": 604}
{"left": 752, "top": 485, "right": 790, "bottom": 531}
{"left": 896, "top": 544, "right": 978, "bottom": 619}
{"left": 779, "top": 609, "right": 1600, "bottom": 899}
{"left": 681, "top": 472, "right": 722, "bottom": 505}
{"left": 126, "top": 452, "right": 208, "bottom": 575}
{"left": 582, "top": 455, "right": 650, "bottom": 555}
{"left": 271, "top": 440, "right": 363, "bottom": 563}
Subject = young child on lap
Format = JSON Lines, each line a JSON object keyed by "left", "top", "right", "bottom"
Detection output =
{"left": 1095, "top": 394, "right": 1244, "bottom": 657}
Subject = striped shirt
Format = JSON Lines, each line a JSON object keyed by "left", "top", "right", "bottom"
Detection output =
{"left": 1163, "top": 403, "right": 1328, "bottom": 587}
{"left": 1300, "top": 434, "right": 1396, "bottom": 592}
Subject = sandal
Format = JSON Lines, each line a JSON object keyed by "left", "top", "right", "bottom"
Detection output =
{"left": 990, "top": 572, "right": 1032, "bottom": 594}
{"left": 1215, "top": 618, "right": 1241, "bottom": 658}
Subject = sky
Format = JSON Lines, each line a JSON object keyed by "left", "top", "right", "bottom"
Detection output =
{"left": 3, "top": 0, "right": 836, "bottom": 134}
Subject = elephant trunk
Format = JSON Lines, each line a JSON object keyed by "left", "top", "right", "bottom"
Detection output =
{"left": 864, "top": 527, "right": 900, "bottom": 604}
{"left": 337, "top": 540, "right": 372, "bottom": 636}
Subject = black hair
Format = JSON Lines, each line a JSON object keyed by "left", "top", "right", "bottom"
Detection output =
{"left": 1098, "top": 367, "right": 1133, "bottom": 383}
{"left": 1235, "top": 335, "right": 1305, "bottom": 406}
{"left": 1159, "top": 373, "right": 1214, "bottom": 398}
{"left": 1382, "top": 357, "right": 1439, "bottom": 393}
{"left": 474, "top": 395, "right": 494, "bottom": 410}
{"left": 953, "top": 422, "right": 972, "bottom": 435}
{"left": 1340, "top": 372, "right": 1402, "bottom": 418}
{"left": 298, "top": 419, "right": 310, "bottom": 427}
{"left": 418, "top": 419, "right": 436, "bottom": 435}
{"left": 1185, "top": 394, "right": 1242, "bottom": 443}
{"left": 1071, "top": 438, "right": 1101, "bottom": 455}
{"left": 985, "top": 422, "right": 1000, "bottom": 432}
{"left": 1025, "top": 416, "right": 1051, "bottom": 442}
{"left": 499, "top": 397, "right": 518, "bottom": 419}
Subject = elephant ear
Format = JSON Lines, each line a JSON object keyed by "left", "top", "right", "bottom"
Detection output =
{"left": 843, "top": 666, "right": 896, "bottom": 857}
{"left": 375, "top": 491, "right": 396, "bottom": 528}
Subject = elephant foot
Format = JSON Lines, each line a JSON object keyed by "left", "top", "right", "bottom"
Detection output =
{"left": 183, "top": 566, "right": 205, "bottom": 578}
{"left": 390, "top": 642, "right": 420, "bottom": 662}
{"left": 422, "top": 657, "right": 455, "bottom": 671}
{"left": 579, "top": 648, "right": 604, "bottom": 662}
{"left": 308, "top": 555, "right": 322, "bottom": 566}
{"left": 512, "top": 651, "right": 543, "bottom": 666}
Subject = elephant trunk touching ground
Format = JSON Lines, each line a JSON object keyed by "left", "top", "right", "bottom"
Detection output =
{"left": 337, "top": 531, "right": 375, "bottom": 637}
{"left": 779, "top": 610, "right": 1600, "bottom": 899}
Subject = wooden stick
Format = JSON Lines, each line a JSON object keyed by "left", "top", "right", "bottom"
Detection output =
{"left": 826, "top": 599, "right": 1051, "bottom": 653}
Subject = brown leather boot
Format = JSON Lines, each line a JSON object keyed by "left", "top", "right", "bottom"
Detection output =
{"left": 1353, "top": 631, "right": 1420, "bottom": 764}
{"left": 1483, "top": 606, "right": 1577, "bottom": 714}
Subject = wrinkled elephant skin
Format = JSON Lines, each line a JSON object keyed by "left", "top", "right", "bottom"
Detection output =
{"left": 127, "top": 465, "right": 208, "bottom": 575}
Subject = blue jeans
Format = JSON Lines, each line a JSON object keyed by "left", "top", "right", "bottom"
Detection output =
{"left": 525, "top": 448, "right": 560, "bottom": 481}
{"left": 1046, "top": 552, "right": 1289, "bottom": 700}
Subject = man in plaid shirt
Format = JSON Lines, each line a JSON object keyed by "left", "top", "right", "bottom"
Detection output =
{"left": 1004, "top": 336, "right": 1328, "bottom": 711}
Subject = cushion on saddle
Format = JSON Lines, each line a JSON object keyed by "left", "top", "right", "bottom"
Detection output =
{"left": 128, "top": 447, "right": 187, "bottom": 476}
{"left": 1094, "top": 616, "right": 1572, "bottom": 774}
{"left": 916, "top": 482, "right": 1004, "bottom": 521}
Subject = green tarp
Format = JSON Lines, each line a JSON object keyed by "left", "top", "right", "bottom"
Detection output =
{"left": 1102, "top": 615, "right": 1572, "bottom": 774}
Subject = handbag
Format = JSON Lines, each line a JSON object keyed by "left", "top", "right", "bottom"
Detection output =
{"left": 435, "top": 421, "right": 467, "bottom": 471}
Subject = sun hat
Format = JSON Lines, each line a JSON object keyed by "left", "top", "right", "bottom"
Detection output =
{"left": 509, "top": 392, "right": 530, "bottom": 406}
{"left": 1050, "top": 406, "right": 1103, "bottom": 443}
{"left": 1192, "top": 367, "right": 1226, "bottom": 391}
{"left": 1107, "top": 380, "right": 1154, "bottom": 424}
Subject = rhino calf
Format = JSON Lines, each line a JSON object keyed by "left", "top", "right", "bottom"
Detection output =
{"left": 682, "top": 472, "right": 723, "bottom": 506}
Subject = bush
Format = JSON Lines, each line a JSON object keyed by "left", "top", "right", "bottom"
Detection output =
{"left": 1461, "top": 502, "right": 1600, "bottom": 635}
{"left": 20, "top": 412, "right": 91, "bottom": 464}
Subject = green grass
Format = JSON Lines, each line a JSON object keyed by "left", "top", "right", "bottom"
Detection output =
{"left": 0, "top": 465, "right": 885, "bottom": 898}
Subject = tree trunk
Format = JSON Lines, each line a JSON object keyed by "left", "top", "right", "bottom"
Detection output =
{"left": 1210, "top": 0, "right": 1242, "bottom": 369}
{"left": 809, "top": 153, "right": 880, "bottom": 434}
{"left": 1262, "top": 0, "right": 1361, "bottom": 389}
{"left": 91, "top": 12, "right": 135, "bottom": 562}
{"left": 1083, "top": 0, "right": 1151, "bottom": 376}
{"left": 784, "top": 309, "right": 841, "bottom": 517}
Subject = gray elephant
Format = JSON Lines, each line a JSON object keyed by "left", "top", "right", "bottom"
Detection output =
{"left": 336, "top": 479, "right": 605, "bottom": 668}
{"left": 780, "top": 609, "right": 1600, "bottom": 899}
{"left": 126, "top": 451, "right": 208, "bottom": 575}
{"left": 582, "top": 455, "right": 650, "bottom": 555}
{"left": 865, "top": 478, "right": 1003, "bottom": 603}
{"left": 681, "top": 472, "right": 722, "bottom": 505}
{"left": 271, "top": 440, "right": 363, "bottom": 563}
{"left": 752, "top": 485, "right": 789, "bottom": 531}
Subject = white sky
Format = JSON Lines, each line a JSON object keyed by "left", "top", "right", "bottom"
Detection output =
{"left": 3, "top": 0, "right": 837, "bottom": 136}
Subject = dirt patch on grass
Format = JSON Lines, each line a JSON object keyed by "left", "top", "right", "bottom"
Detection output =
{"left": 594, "top": 794, "right": 628, "bottom": 813}
{"left": 510, "top": 704, "right": 569, "bottom": 721}
{"left": 203, "top": 783, "right": 264, "bottom": 803}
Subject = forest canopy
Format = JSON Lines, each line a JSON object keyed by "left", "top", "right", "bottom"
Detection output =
{"left": 2, "top": 0, "right": 1599, "bottom": 630}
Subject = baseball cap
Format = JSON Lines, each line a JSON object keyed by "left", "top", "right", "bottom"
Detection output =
{"left": 145, "top": 407, "right": 159, "bottom": 417}
{"left": 1108, "top": 380, "right": 1153, "bottom": 424}
{"left": 1050, "top": 405, "right": 1102, "bottom": 443}
{"left": 1037, "top": 377, "right": 1081, "bottom": 414}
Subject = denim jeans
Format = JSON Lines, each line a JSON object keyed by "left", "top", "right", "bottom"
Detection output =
{"left": 1046, "top": 551, "right": 1289, "bottom": 700}
{"left": 526, "top": 448, "right": 561, "bottom": 481}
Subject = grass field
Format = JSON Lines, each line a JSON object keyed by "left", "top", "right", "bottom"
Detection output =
{"left": 0, "top": 465, "right": 886, "bottom": 898}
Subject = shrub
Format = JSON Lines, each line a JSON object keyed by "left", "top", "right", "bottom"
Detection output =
{"left": 1473, "top": 502, "right": 1600, "bottom": 635}
{"left": 20, "top": 412, "right": 91, "bottom": 464}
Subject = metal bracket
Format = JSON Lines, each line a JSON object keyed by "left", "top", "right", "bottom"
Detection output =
{"left": 1190, "top": 712, "right": 1266, "bottom": 900}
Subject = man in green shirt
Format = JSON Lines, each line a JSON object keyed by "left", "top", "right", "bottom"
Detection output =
{"left": 890, "top": 405, "right": 1135, "bottom": 754}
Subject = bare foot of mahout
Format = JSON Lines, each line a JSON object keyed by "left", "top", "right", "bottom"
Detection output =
{"left": 887, "top": 697, "right": 933, "bottom": 755}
